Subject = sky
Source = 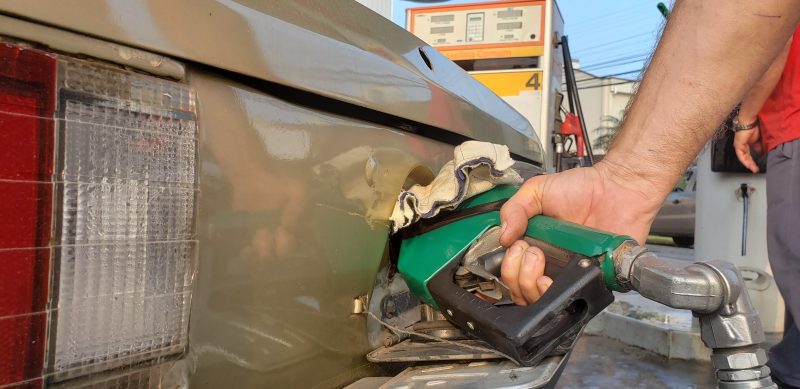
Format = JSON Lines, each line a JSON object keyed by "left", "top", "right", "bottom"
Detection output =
{"left": 391, "top": 0, "right": 668, "bottom": 80}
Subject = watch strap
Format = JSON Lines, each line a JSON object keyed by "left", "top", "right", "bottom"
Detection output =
{"left": 732, "top": 116, "right": 760, "bottom": 131}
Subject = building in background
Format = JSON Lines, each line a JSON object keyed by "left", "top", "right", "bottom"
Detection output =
{"left": 355, "top": 0, "right": 392, "bottom": 20}
{"left": 569, "top": 67, "right": 637, "bottom": 154}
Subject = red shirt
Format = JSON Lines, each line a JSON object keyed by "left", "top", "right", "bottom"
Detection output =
{"left": 760, "top": 27, "right": 800, "bottom": 152}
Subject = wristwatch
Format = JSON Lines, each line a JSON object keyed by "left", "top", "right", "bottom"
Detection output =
{"left": 732, "top": 116, "right": 759, "bottom": 131}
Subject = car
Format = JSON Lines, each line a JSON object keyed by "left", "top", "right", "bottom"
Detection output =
{"left": 650, "top": 167, "right": 697, "bottom": 247}
{"left": 0, "top": 1, "right": 549, "bottom": 388}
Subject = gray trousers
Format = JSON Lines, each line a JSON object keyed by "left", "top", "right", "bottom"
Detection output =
{"left": 767, "top": 138, "right": 800, "bottom": 385}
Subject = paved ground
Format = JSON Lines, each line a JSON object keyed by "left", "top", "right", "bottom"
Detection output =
{"left": 561, "top": 243, "right": 710, "bottom": 388}
{"left": 556, "top": 335, "right": 715, "bottom": 389}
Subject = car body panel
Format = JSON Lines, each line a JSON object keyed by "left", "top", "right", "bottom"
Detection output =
{"left": 0, "top": 1, "right": 549, "bottom": 387}
{"left": 0, "top": 0, "right": 543, "bottom": 164}
{"left": 651, "top": 169, "right": 696, "bottom": 238}
{"left": 187, "top": 68, "right": 467, "bottom": 387}
{"left": 0, "top": 13, "right": 186, "bottom": 80}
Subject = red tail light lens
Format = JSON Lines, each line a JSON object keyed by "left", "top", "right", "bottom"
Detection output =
{"left": 0, "top": 43, "right": 56, "bottom": 387}
{"left": 0, "top": 40, "right": 197, "bottom": 387}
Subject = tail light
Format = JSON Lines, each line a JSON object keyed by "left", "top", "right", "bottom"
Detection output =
{"left": 0, "top": 41, "right": 55, "bottom": 389}
{"left": 0, "top": 41, "right": 197, "bottom": 387}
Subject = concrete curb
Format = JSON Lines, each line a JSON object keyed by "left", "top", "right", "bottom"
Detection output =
{"left": 585, "top": 310, "right": 711, "bottom": 361}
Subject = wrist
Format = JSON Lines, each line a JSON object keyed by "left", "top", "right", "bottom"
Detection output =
{"left": 594, "top": 155, "right": 677, "bottom": 210}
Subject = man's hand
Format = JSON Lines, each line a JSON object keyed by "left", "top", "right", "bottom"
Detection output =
{"left": 500, "top": 162, "right": 663, "bottom": 246}
{"left": 734, "top": 36, "right": 792, "bottom": 172}
{"left": 733, "top": 124, "right": 762, "bottom": 173}
{"left": 498, "top": 162, "right": 665, "bottom": 305}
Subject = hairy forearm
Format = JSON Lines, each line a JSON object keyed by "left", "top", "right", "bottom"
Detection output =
{"left": 600, "top": 0, "right": 800, "bottom": 200}
{"left": 739, "top": 38, "right": 793, "bottom": 122}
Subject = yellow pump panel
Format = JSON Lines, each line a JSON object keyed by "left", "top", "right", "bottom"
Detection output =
{"left": 471, "top": 70, "right": 544, "bottom": 96}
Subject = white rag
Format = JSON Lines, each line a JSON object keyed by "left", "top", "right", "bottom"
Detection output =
{"left": 390, "top": 141, "right": 523, "bottom": 232}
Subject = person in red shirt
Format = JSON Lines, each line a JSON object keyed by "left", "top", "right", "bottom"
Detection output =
{"left": 735, "top": 32, "right": 799, "bottom": 171}
{"left": 735, "top": 28, "right": 800, "bottom": 388}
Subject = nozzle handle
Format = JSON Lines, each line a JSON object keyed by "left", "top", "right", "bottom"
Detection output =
{"left": 428, "top": 243, "right": 613, "bottom": 367}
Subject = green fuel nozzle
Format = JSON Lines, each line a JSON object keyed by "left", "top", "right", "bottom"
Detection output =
{"left": 395, "top": 185, "right": 636, "bottom": 366}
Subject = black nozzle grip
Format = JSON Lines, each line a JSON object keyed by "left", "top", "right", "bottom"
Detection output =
{"left": 428, "top": 253, "right": 613, "bottom": 366}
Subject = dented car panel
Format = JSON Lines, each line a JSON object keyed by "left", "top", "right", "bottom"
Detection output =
{"left": 188, "top": 69, "right": 456, "bottom": 387}
{"left": 0, "top": 1, "right": 544, "bottom": 387}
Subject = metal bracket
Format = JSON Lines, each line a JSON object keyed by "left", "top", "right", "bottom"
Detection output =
{"left": 735, "top": 185, "right": 756, "bottom": 201}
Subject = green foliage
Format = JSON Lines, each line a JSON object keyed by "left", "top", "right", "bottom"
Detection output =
{"left": 593, "top": 115, "right": 620, "bottom": 151}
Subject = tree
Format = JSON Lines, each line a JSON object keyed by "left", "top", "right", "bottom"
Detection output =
{"left": 593, "top": 115, "right": 621, "bottom": 152}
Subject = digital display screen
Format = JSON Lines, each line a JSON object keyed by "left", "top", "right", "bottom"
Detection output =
{"left": 431, "top": 14, "right": 455, "bottom": 23}
{"left": 431, "top": 26, "right": 455, "bottom": 34}
{"left": 497, "top": 22, "right": 523, "bottom": 30}
{"left": 498, "top": 9, "right": 524, "bottom": 18}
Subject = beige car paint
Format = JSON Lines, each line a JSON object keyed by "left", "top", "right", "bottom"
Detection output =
{"left": 187, "top": 68, "right": 455, "bottom": 387}
{"left": 0, "top": 1, "right": 547, "bottom": 387}
{"left": 0, "top": 14, "right": 186, "bottom": 80}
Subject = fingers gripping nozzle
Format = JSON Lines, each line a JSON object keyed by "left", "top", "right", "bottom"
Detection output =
{"left": 397, "top": 200, "right": 629, "bottom": 367}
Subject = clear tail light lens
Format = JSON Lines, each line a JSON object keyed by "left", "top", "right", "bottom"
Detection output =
{"left": 52, "top": 56, "right": 197, "bottom": 381}
{"left": 0, "top": 41, "right": 197, "bottom": 386}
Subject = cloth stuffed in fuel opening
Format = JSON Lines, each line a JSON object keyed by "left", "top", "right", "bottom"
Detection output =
{"left": 390, "top": 140, "right": 522, "bottom": 232}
